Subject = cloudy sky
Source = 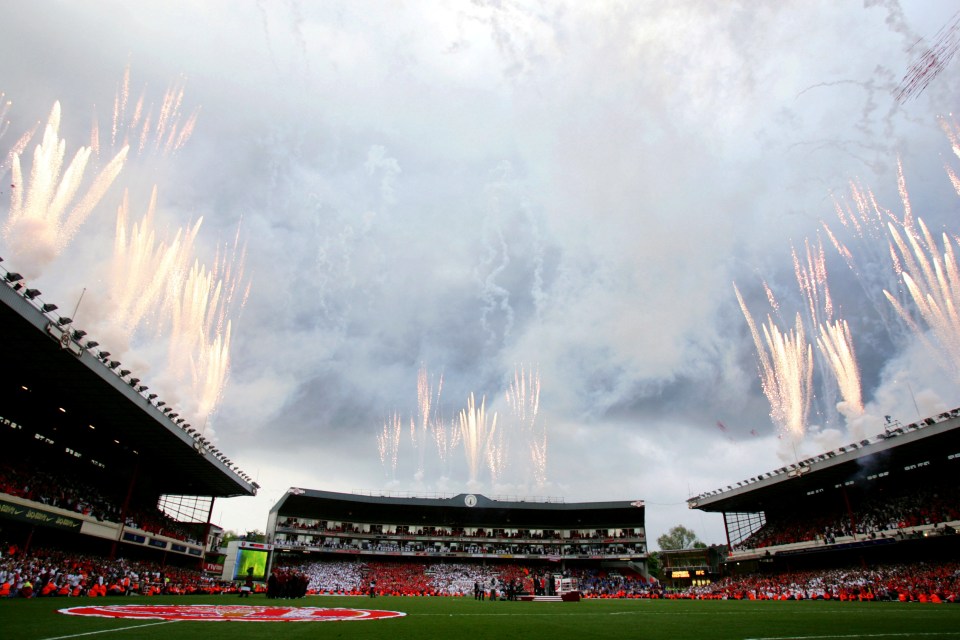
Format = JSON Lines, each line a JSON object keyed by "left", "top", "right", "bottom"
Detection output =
{"left": 2, "top": 1, "right": 960, "bottom": 548}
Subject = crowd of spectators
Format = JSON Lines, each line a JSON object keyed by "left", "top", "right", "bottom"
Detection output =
{"left": 739, "top": 486, "right": 960, "bottom": 551}
{"left": 0, "top": 461, "right": 203, "bottom": 545}
{"left": 5, "top": 541, "right": 959, "bottom": 604}
{"left": 274, "top": 557, "right": 531, "bottom": 596}
{"left": 0, "top": 543, "right": 232, "bottom": 598}
{"left": 675, "top": 563, "right": 960, "bottom": 603}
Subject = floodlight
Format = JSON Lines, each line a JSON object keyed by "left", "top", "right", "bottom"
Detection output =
{"left": 23, "top": 288, "right": 41, "bottom": 299}
{"left": 41, "top": 303, "right": 58, "bottom": 313}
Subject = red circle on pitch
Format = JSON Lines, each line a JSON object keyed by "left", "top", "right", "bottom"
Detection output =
{"left": 59, "top": 604, "right": 407, "bottom": 622}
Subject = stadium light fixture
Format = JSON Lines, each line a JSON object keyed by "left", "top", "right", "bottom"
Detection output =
{"left": 23, "top": 288, "right": 41, "bottom": 299}
{"left": 71, "top": 329, "right": 87, "bottom": 340}
{"left": 137, "top": 385, "right": 148, "bottom": 393}
{"left": 108, "top": 360, "right": 121, "bottom": 369}
{"left": 162, "top": 407, "right": 172, "bottom": 413}
{"left": 169, "top": 412, "right": 179, "bottom": 419}
{"left": 119, "top": 369, "right": 130, "bottom": 377}
{"left": 147, "top": 393, "right": 157, "bottom": 400}
{"left": 129, "top": 378, "right": 140, "bottom": 386}
{"left": 57, "top": 317, "right": 73, "bottom": 326}
{"left": 85, "top": 341, "right": 99, "bottom": 349}
{"left": 98, "top": 351, "right": 111, "bottom": 359}
{"left": 156, "top": 401, "right": 166, "bottom": 407}
{"left": 41, "top": 303, "right": 58, "bottom": 313}
{"left": 5, "top": 272, "right": 23, "bottom": 283}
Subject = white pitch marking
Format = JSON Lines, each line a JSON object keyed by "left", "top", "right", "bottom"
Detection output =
{"left": 40, "top": 620, "right": 179, "bottom": 640}
{"left": 744, "top": 633, "right": 960, "bottom": 640}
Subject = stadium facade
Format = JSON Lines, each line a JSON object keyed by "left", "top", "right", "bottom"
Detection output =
{"left": 0, "top": 263, "right": 256, "bottom": 567}
{"left": 267, "top": 489, "right": 648, "bottom": 574}
{"left": 687, "top": 410, "right": 960, "bottom": 573}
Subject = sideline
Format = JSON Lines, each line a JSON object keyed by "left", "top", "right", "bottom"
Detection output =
{"left": 744, "top": 633, "right": 960, "bottom": 640}
{"left": 40, "top": 620, "right": 179, "bottom": 640}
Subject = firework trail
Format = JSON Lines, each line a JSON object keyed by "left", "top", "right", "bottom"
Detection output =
{"left": 377, "top": 413, "right": 402, "bottom": 479}
{"left": 0, "top": 94, "right": 11, "bottom": 143}
{"left": 109, "top": 65, "right": 199, "bottom": 157}
{"left": 793, "top": 237, "right": 833, "bottom": 330}
{"left": 0, "top": 92, "right": 36, "bottom": 163}
{"left": 816, "top": 319, "right": 864, "bottom": 418}
{"left": 824, "top": 172, "right": 912, "bottom": 343}
{"left": 735, "top": 285, "right": 814, "bottom": 442}
{"left": 3, "top": 102, "right": 127, "bottom": 277}
{"left": 895, "top": 11, "right": 960, "bottom": 103}
{"left": 110, "top": 186, "right": 202, "bottom": 341}
{"left": 165, "top": 220, "right": 249, "bottom": 429}
{"left": 939, "top": 115, "right": 960, "bottom": 195}
{"left": 1, "top": 117, "right": 36, "bottom": 177}
{"left": 505, "top": 364, "right": 546, "bottom": 486}
{"left": 458, "top": 393, "right": 499, "bottom": 486}
{"left": 793, "top": 236, "right": 858, "bottom": 428}
{"left": 427, "top": 370, "right": 460, "bottom": 470}
{"left": 884, "top": 214, "right": 960, "bottom": 381}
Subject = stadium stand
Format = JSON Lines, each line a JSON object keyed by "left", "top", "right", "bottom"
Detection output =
{"left": 686, "top": 411, "right": 960, "bottom": 582}
{"left": 267, "top": 489, "right": 650, "bottom": 596}
{"left": 0, "top": 263, "right": 256, "bottom": 582}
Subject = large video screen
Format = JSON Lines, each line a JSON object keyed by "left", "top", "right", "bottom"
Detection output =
{"left": 233, "top": 548, "right": 269, "bottom": 581}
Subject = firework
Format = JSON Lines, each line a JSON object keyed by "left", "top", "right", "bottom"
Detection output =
{"left": 377, "top": 414, "right": 402, "bottom": 479}
{"left": 505, "top": 364, "right": 546, "bottom": 486}
{"left": 884, "top": 216, "right": 960, "bottom": 381}
{"left": 816, "top": 319, "right": 864, "bottom": 417}
{"left": 894, "top": 11, "right": 960, "bottom": 103}
{"left": 110, "top": 186, "right": 202, "bottom": 340}
{"left": 458, "top": 393, "right": 499, "bottom": 486}
{"left": 109, "top": 64, "right": 200, "bottom": 157}
{"left": 4, "top": 102, "right": 127, "bottom": 277}
{"left": 735, "top": 285, "right": 814, "bottom": 441}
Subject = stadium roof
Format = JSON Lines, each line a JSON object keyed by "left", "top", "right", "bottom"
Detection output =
{"left": 0, "top": 274, "right": 255, "bottom": 499}
{"left": 271, "top": 489, "right": 647, "bottom": 529}
{"left": 687, "top": 413, "right": 960, "bottom": 514}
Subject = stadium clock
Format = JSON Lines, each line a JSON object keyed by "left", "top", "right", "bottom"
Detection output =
{"left": 464, "top": 494, "right": 478, "bottom": 507}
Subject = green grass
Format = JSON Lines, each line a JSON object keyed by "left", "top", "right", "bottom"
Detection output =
{"left": 2, "top": 595, "right": 960, "bottom": 640}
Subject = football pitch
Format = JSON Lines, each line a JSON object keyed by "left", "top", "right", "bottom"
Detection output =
{"left": 3, "top": 595, "right": 960, "bottom": 640}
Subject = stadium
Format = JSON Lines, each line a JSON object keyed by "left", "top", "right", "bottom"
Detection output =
{"left": 3, "top": 253, "right": 960, "bottom": 639}
{"left": 4, "top": 5, "right": 960, "bottom": 639}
